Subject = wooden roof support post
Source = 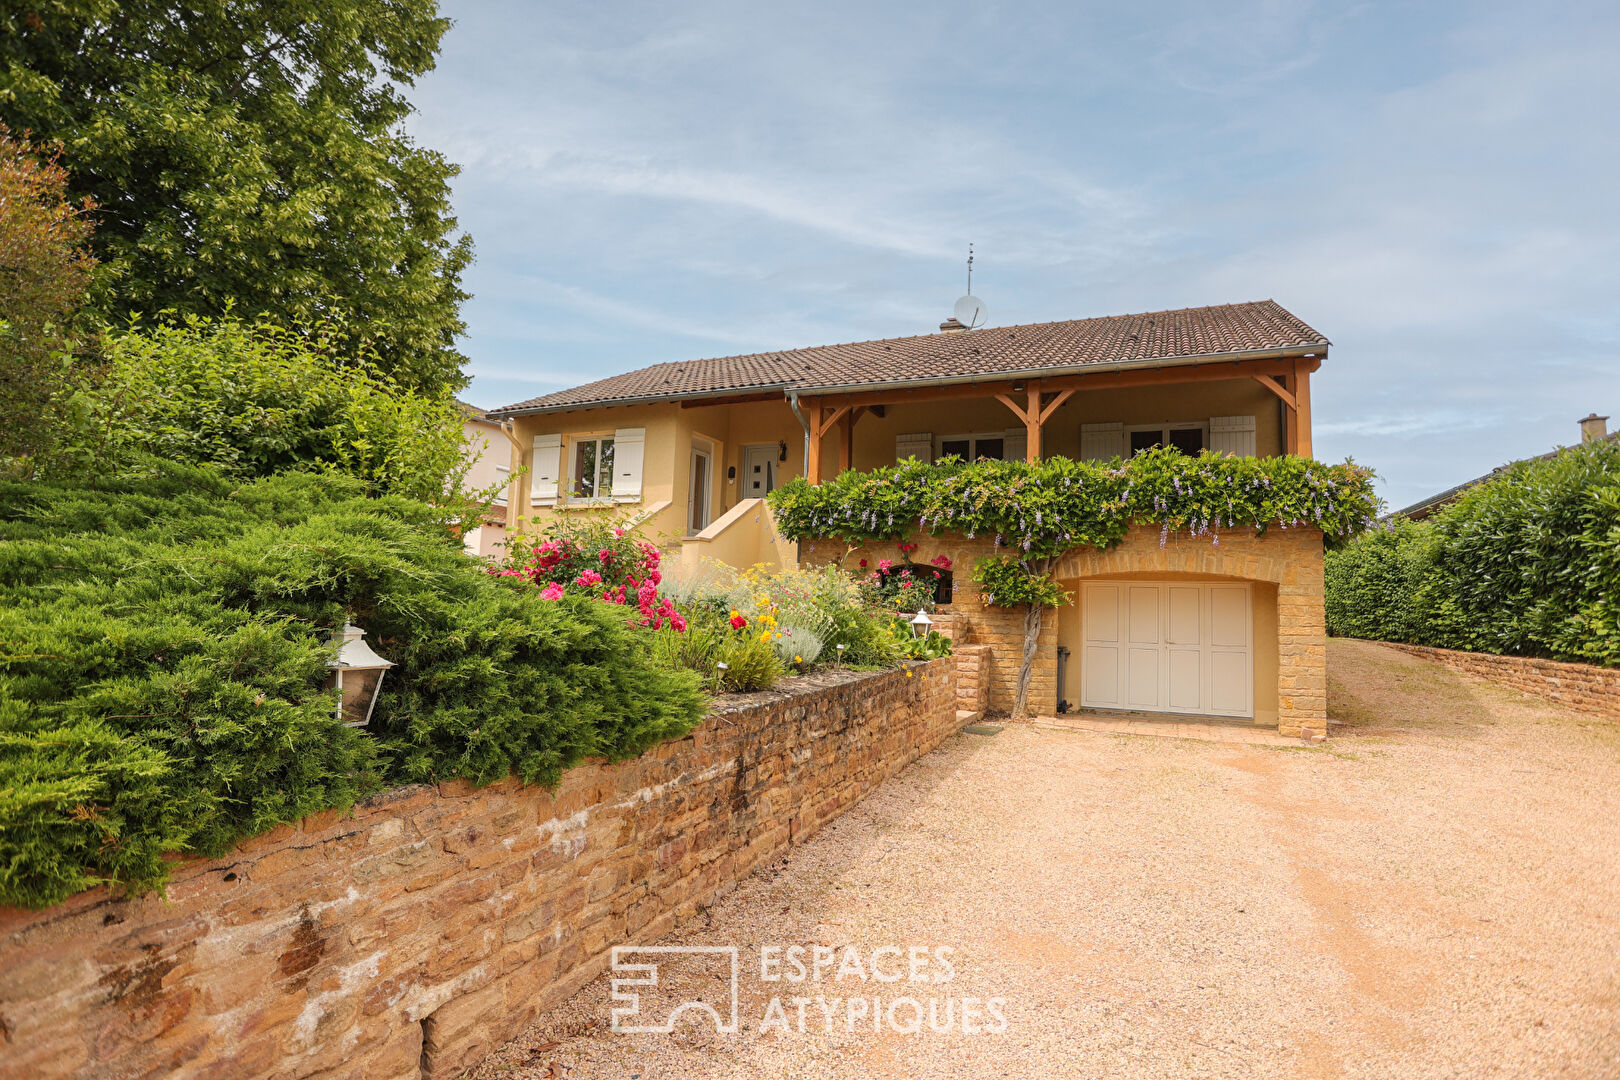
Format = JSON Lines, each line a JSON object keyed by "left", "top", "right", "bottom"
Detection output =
{"left": 805, "top": 397, "right": 823, "bottom": 484}
{"left": 1281, "top": 373, "right": 1299, "bottom": 456}
{"left": 839, "top": 408, "right": 854, "bottom": 474}
{"left": 1293, "top": 358, "right": 1313, "bottom": 458}
{"left": 1026, "top": 382, "right": 1042, "bottom": 462}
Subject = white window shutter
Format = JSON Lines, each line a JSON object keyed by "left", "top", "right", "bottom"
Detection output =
{"left": 530, "top": 434, "right": 562, "bottom": 505}
{"left": 896, "top": 432, "right": 934, "bottom": 463}
{"left": 611, "top": 427, "right": 645, "bottom": 502}
{"left": 1081, "top": 422, "right": 1124, "bottom": 462}
{"left": 1001, "top": 427, "right": 1028, "bottom": 463}
{"left": 1210, "top": 415, "right": 1256, "bottom": 458}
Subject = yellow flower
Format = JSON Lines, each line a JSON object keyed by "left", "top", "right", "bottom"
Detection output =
{"left": 794, "top": 655, "right": 802, "bottom": 664}
{"left": 905, "top": 669, "right": 913, "bottom": 678}
{"left": 760, "top": 631, "right": 771, "bottom": 642}
{"left": 730, "top": 609, "right": 740, "bottom": 619}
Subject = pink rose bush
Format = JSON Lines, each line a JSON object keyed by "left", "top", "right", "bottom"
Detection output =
{"left": 493, "top": 519, "right": 687, "bottom": 631}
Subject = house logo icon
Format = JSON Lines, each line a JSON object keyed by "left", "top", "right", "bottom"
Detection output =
{"left": 609, "top": 945, "right": 740, "bottom": 1034}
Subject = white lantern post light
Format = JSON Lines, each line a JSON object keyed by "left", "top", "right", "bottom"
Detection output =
{"left": 909, "top": 609, "right": 934, "bottom": 640}
{"left": 327, "top": 622, "right": 395, "bottom": 728}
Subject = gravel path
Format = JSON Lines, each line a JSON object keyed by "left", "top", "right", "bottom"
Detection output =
{"left": 477, "top": 640, "right": 1620, "bottom": 1079}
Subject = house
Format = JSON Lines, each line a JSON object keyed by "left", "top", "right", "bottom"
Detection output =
{"left": 456, "top": 401, "right": 514, "bottom": 559}
{"left": 1395, "top": 412, "right": 1612, "bottom": 521}
{"left": 487, "top": 299, "right": 1333, "bottom": 737}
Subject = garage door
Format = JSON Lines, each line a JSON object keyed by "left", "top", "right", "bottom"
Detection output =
{"left": 1079, "top": 582, "right": 1253, "bottom": 718}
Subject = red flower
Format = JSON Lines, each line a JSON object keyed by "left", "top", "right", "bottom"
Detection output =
{"left": 729, "top": 615, "right": 747, "bottom": 630}
{"left": 931, "top": 555, "right": 953, "bottom": 570}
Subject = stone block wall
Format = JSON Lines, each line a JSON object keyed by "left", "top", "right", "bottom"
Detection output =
{"left": 1376, "top": 641, "right": 1620, "bottom": 719}
{"left": 954, "top": 644, "right": 991, "bottom": 716}
{"left": 0, "top": 661, "right": 957, "bottom": 1080}
{"left": 801, "top": 534, "right": 1058, "bottom": 716}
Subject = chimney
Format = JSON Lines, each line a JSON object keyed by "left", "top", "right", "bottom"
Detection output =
{"left": 1579, "top": 412, "right": 1609, "bottom": 443}
{"left": 938, "top": 316, "right": 967, "bottom": 334}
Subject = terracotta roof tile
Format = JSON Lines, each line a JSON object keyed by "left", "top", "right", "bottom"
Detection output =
{"left": 489, "top": 300, "right": 1327, "bottom": 415}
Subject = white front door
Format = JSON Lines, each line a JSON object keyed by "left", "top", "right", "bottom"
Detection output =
{"left": 742, "top": 445, "right": 777, "bottom": 499}
{"left": 1080, "top": 581, "right": 1253, "bottom": 718}
{"left": 688, "top": 447, "right": 712, "bottom": 534}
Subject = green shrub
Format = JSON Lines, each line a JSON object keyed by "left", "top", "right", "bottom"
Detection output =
{"left": 1325, "top": 438, "right": 1620, "bottom": 666}
{"left": 0, "top": 460, "right": 706, "bottom": 907}
{"left": 65, "top": 315, "right": 486, "bottom": 506}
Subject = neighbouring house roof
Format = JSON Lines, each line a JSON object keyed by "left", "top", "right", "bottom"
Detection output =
{"left": 1394, "top": 426, "right": 1619, "bottom": 520}
{"left": 487, "top": 299, "right": 1328, "bottom": 417}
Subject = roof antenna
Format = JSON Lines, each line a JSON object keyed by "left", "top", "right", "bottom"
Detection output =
{"left": 952, "top": 244, "right": 987, "bottom": 329}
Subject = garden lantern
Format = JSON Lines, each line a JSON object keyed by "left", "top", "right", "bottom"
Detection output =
{"left": 326, "top": 622, "right": 394, "bottom": 728}
{"left": 909, "top": 609, "right": 933, "bottom": 639}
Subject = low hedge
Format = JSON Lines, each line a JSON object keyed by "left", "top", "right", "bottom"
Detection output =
{"left": 1325, "top": 437, "right": 1620, "bottom": 666}
{"left": 0, "top": 461, "right": 706, "bottom": 908}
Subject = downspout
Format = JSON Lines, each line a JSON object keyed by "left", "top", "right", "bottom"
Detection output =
{"left": 785, "top": 391, "right": 811, "bottom": 565}
{"left": 786, "top": 390, "right": 811, "bottom": 479}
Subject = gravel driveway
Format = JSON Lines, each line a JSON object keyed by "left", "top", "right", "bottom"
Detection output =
{"left": 477, "top": 640, "right": 1620, "bottom": 1079}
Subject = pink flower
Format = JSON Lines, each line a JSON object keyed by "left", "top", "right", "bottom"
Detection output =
{"left": 598, "top": 548, "right": 614, "bottom": 564}
{"left": 613, "top": 526, "right": 627, "bottom": 537}
{"left": 877, "top": 558, "right": 893, "bottom": 572}
{"left": 575, "top": 569, "right": 603, "bottom": 587}
{"left": 538, "top": 582, "right": 565, "bottom": 601}
{"left": 931, "top": 555, "right": 953, "bottom": 570}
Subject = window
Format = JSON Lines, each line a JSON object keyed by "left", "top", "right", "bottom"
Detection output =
{"left": 938, "top": 434, "right": 1006, "bottom": 461}
{"left": 570, "top": 435, "right": 615, "bottom": 499}
{"left": 1127, "top": 424, "right": 1206, "bottom": 456}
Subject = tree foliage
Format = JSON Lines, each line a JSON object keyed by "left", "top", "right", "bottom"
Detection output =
{"left": 1, "top": 1, "right": 472, "bottom": 392}
{"left": 0, "top": 126, "right": 96, "bottom": 469}
{"left": 1325, "top": 438, "right": 1620, "bottom": 667}
{"left": 0, "top": 462, "right": 707, "bottom": 908}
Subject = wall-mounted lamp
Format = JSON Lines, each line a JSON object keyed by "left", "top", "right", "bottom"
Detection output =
{"left": 727, "top": 465, "right": 736, "bottom": 485}
{"left": 778, "top": 441, "right": 788, "bottom": 463}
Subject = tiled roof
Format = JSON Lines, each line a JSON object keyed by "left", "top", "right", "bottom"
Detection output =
{"left": 489, "top": 300, "right": 1328, "bottom": 416}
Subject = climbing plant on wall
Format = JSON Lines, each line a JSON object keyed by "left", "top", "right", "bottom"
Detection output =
{"left": 769, "top": 447, "right": 1378, "bottom": 715}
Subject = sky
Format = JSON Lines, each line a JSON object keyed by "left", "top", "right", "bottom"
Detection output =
{"left": 409, "top": 0, "right": 1620, "bottom": 510}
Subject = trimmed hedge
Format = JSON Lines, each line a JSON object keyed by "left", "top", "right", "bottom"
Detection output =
{"left": 0, "top": 461, "right": 706, "bottom": 908}
{"left": 1325, "top": 437, "right": 1620, "bottom": 667}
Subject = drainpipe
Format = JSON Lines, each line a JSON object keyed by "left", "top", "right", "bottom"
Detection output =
{"left": 786, "top": 391, "right": 811, "bottom": 477}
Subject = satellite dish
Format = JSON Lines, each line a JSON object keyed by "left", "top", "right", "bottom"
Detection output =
{"left": 953, "top": 294, "right": 987, "bottom": 329}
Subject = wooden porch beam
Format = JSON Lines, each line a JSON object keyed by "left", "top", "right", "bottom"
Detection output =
{"left": 1252, "top": 374, "right": 1297, "bottom": 410}
{"left": 806, "top": 355, "right": 1308, "bottom": 411}
{"left": 1038, "top": 388, "right": 1077, "bottom": 424}
{"left": 804, "top": 396, "right": 823, "bottom": 484}
{"left": 1025, "top": 383, "right": 1042, "bottom": 462}
{"left": 994, "top": 392, "right": 1031, "bottom": 424}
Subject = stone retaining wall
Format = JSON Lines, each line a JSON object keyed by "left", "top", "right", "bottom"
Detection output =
{"left": 1375, "top": 641, "right": 1620, "bottom": 719}
{"left": 954, "top": 644, "right": 992, "bottom": 717}
{"left": 0, "top": 660, "right": 958, "bottom": 1080}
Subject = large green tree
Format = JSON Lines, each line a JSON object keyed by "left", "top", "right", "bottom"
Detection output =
{"left": 0, "top": 1, "right": 473, "bottom": 393}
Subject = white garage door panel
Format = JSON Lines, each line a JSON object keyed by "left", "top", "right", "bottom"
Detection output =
{"left": 1079, "top": 581, "right": 1253, "bottom": 719}
{"left": 1085, "top": 586, "right": 1119, "bottom": 642}
{"left": 1127, "top": 587, "right": 1160, "bottom": 643}
{"left": 1083, "top": 645, "right": 1120, "bottom": 702}
{"left": 1126, "top": 647, "right": 1160, "bottom": 706}
{"left": 1210, "top": 587, "right": 1248, "bottom": 648}
{"left": 1167, "top": 649, "right": 1202, "bottom": 710}
{"left": 1210, "top": 652, "right": 1250, "bottom": 714}
{"left": 1167, "top": 587, "right": 1201, "bottom": 644}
